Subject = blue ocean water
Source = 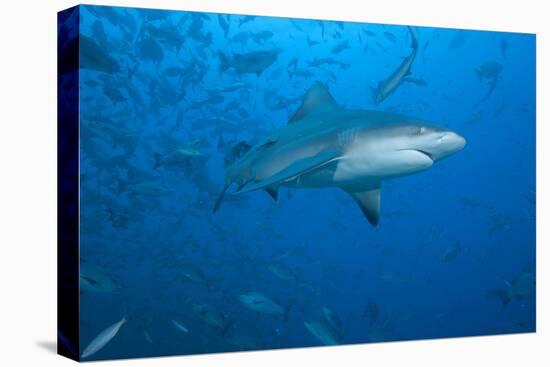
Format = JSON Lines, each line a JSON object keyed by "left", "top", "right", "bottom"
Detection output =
{"left": 72, "top": 5, "right": 535, "bottom": 361}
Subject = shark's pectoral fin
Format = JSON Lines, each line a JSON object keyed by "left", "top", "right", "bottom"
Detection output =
{"left": 345, "top": 185, "right": 381, "bottom": 226}
{"left": 237, "top": 150, "right": 341, "bottom": 195}
{"left": 264, "top": 187, "right": 278, "bottom": 201}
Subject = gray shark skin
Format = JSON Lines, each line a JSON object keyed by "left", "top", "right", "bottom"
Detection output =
{"left": 213, "top": 81, "right": 466, "bottom": 226}
{"left": 372, "top": 27, "right": 418, "bottom": 104}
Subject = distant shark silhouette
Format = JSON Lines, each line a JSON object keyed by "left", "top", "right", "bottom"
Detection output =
{"left": 214, "top": 82, "right": 466, "bottom": 226}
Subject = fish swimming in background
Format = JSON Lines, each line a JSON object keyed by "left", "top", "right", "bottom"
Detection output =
{"left": 383, "top": 31, "right": 397, "bottom": 43}
{"left": 372, "top": 26, "right": 418, "bottom": 104}
{"left": 403, "top": 76, "right": 428, "bottom": 86}
{"left": 331, "top": 40, "right": 350, "bottom": 54}
{"left": 81, "top": 317, "right": 127, "bottom": 359}
{"left": 304, "top": 320, "right": 343, "bottom": 345}
{"left": 322, "top": 307, "right": 343, "bottom": 334}
{"left": 143, "top": 330, "right": 153, "bottom": 344}
{"left": 252, "top": 30, "right": 274, "bottom": 44}
{"left": 171, "top": 319, "right": 189, "bottom": 333}
{"left": 308, "top": 57, "right": 350, "bottom": 70}
{"left": 490, "top": 271, "right": 535, "bottom": 307}
{"left": 219, "top": 139, "right": 252, "bottom": 168}
{"left": 153, "top": 140, "right": 204, "bottom": 169}
{"left": 238, "top": 292, "right": 292, "bottom": 320}
{"left": 265, "top": 262, "right": 299, "bottom": 283}
{"left": 304, "top": 307, "right": 346, "bottom": 346}
{"left": 442, "top": 241, "right": 462, "bottom": 262}
{"left": 177, "top": 262, "right": 210, "bottom": 287}
{"left": 473, "top": 61, "right": 503, "bottom": 106}
{"left": 80, "top": 262, "right": 122, "bottom": 294}
{"left": 217, "top": 14, "right": 230, "bottom": 36}
{"left": 475, "top": 61, "right": 503, "bottom": 83}
{"left": 218, "top": 50, "right": 279, "bottom": 76}
{"left": 187, "top": 300, "right": 233, "bottom": 335}
{"left": 79, "top": 35, "right": 121, "bottom": 73}
{"left": 213, "top": 81, "right": 466, "bottom": 226}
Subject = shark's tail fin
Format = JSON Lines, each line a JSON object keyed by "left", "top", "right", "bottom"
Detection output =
{"left": 218, "top": 51, "right": 230, "bottom": 73}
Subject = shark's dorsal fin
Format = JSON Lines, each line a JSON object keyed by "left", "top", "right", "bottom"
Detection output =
{"left": 346, "top": 185, "right": 381, "bottom": 226}
{"left": 288, "top": 81, "right": 338, "bottom": 123}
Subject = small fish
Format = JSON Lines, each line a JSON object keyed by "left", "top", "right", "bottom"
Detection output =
{"left": 219, "top": 50, "right": 279, "bottom": 76}
{"left": 403, "top": 77, "right": 428, "bottom": 86}
{"left": 490, "top": 271, "right": 535, "bottom": 307}
{"left": 218, "top": 14, "right": 230, "bottom": 36}
{"left": 304, "top": 319, "right": 345, "bottom": 345}
{"left": 322, "top": 307, "right": 342, "bottom": 333}
{"left": 475, "top": 61, "right": 503, "bottom": 83}
{"left": 442, "top": 241, "right": 462, "bottom": 262}
{"left": 383, "top": 31, "right": 397, "bottom": 42}
{"left": 308, "top": 57, "right": 349, "bottom": 70}
{"left": 330, "top": 40, "right": 350, "bottom": 54}
{"left": 81, "top": 317, "right": 127, "bottom": 359}
{"left": 153, "top": 140, "right": 204, "bottom": 169}
{"left": 171, "top": 319, "right": 189, "bottom": 333}
{"left": 307, "top": 35, "right": 319, "bottom": 46}
{"left": 238, "top": 292, "right": 292, "bottom": 320}
{"left": 143, "top": 330, "right": 153, "bottom": 344}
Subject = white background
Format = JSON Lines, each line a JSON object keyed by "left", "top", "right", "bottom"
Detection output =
{"left": 0, "top": 0, "right": 547, "bottom": 366}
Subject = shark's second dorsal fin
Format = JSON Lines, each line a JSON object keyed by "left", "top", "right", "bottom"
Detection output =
{"left": 288, "top": 81, "right": 338, "bottom": 123}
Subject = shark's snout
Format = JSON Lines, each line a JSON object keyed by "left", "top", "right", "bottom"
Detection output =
{"left": 442, "top": 131, "right": 466, "bottom": 149}
{"left": 427, "top": 131, "right": 466, "bottom": 161}
{"left": 442, "top": 131, "right": 466, "bottom": 154}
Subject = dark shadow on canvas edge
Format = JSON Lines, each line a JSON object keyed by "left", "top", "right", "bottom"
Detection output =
{"left": 35, "top": 340, "right": 57, "bottom": 355}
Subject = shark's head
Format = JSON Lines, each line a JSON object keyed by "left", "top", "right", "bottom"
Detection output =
{"left": 393, "top": 124, "right": 467, "bottom": 162}
{"left": 341, "top": 122, "right": 466, "bottom": 181}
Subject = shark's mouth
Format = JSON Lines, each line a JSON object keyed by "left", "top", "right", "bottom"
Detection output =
{"left": 398, "top": 149, "right": 434, "bottom": 161}
{"left": 414, "top": 149, "right": 434, "bottom": 161}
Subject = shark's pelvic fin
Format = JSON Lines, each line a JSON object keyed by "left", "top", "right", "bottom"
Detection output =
{"left": 236, "top": 150, "right": 341, "bottom": 195}
{"left": 346, "top": 185, "right": 381, "bottom": 226}
{"left": 288, "top": 81, "right": 338, "bottom": 123}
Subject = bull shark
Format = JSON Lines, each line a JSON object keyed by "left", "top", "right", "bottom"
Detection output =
{"left": 213, "top": 81, "right": 466, "bottom": 226}
{"left": 372, "top": 26, "right": 418, "bottom": 104}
